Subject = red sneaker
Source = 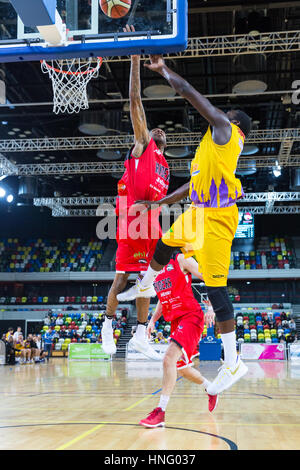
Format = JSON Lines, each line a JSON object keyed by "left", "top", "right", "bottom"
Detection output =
{"left": 208, "top": 393, "right": 218, "bottom": 412}
{"left": 139, "top": 407, "right": 165, "bottom": 428}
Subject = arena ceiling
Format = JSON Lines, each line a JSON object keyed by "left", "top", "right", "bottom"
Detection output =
{"left": 0, "top": 0, "right": 300, "bottom": 210}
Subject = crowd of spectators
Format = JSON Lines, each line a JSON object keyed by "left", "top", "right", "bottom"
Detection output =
{"left": 1, "top": 327, "right": 46, "bottom": 365}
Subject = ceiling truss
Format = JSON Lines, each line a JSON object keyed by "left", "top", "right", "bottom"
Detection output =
{"left": 0, "top": 128, "right": 299, "bottom": 155}
{"left": 33, "top": 192, "right": 300, "bottom": 217}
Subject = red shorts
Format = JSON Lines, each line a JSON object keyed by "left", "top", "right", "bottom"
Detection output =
{"left": 170, "top": 311, "right": 204, "bottom": 370}
{"left": 115, "top": 237, "right": 159, "bottom": 272}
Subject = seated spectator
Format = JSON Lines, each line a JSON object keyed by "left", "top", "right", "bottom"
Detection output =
{"left": 289, "top": 318, "right": 297, "bottom": 332}
{"left": 34, "top": 334, "right": 46, "bottom": 362}
{"left": 56, "top": 316, "right": 64, "bottom": 326}
{"left": 5, "top": 327, "right": 14, "bottom": 340}
{"left": 90, "top": 332, "right": 97, "bottom": 343}
{"left": 155, "top": 331, "right": 167, "bottom": 344}
{"left": 116, "top": 319, "right": 124, "bottom": 335}
{"left": 280, "top": 311, "right": 287, "bottom": 321}
{"left": 44, "top": 315, "right": 51, "bottom": 326}
{"left": 23, "top": 336, "right": 34, "bottom": 363}
{"left": 13, "top": 326, "right": 23, "bottom": 342}
{"left": 14, "top": 334, "right": 30, "bottom": 364}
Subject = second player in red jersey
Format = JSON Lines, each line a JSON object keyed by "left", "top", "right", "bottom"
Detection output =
{"left": 139, "top": 253, "right": 218, "bottom": 428}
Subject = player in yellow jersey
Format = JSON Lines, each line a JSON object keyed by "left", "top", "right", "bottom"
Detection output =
{"left": 117, "top": 55, "right": 252, "bottom": 395}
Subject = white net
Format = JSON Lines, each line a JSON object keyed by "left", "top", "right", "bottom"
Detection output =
{"left": 41, "top": 57, "right": 103, "bottom": 114}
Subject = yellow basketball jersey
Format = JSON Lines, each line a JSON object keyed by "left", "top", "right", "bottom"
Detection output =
{"left": 189, "top": 123, "right": 245, "bottom": 208}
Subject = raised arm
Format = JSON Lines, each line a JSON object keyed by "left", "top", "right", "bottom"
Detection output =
{"left": 145, "top": 55, "right": 232, "bottom": 146}
{"left": 177, "top": 254, "right": 204, "bottom": 281}
{"left": 134, "top": 182, "right": 190, "bottom": 210}
{"left": 125, "top": 26, "right": 150, "bottom": 157}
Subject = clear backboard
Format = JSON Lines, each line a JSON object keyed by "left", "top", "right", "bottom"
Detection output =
{"left": 0, "top": 0, "right": 188, "bottom": 62}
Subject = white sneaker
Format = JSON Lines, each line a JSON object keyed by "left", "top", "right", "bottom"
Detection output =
{"left": 206, "top": 356, "right": 248, "bottom": 395}
{"left": 129, "top": 335, "right": 162, "bottom": 361}
{"left": 117, "top": 278, "right": 156, "bottom": 302}
{"left": 101, "top": 325, "right": 116, "bottom": 355}
{"left": 117, "top": 283, "right": 139, "bottom": 302}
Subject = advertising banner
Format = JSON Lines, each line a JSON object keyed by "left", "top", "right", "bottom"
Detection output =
{"left": 126, "top": 342, "right": 168, "bottom": 361}
{"left": 241, "top": 343, "right": 285, "bottom": 360}
{"left": 68, "top": 343, "right": 111, "bottom": 361}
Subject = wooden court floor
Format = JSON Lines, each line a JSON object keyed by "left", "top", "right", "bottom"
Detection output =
{"left": 0, "top": 358, "right": 299, "bottom": 450}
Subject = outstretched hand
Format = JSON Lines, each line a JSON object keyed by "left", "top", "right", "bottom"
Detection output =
{"left": 147, "top": 319, "right": 155, "bottom": 340}
{"left": 128, "top": 200, "right": 155, "bottom": 216}
{"left": 123, "top": 24, "right": 140, "bottom": 60}
{"left": 203, "top": 299, "right": 215, "bottom": 328}
{"left": 144, "top": 55, "right": 166, "bottom": 74}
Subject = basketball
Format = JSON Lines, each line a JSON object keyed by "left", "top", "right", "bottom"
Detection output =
{"left": 100, "top": 0, "right": 131, "bottom": 19}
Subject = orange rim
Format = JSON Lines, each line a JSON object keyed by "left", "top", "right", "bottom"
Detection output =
{"left": 41, "top": 57, "right": 103, "bottom": 76}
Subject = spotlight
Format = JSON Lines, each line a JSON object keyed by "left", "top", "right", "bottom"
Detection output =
{"left": 6, "top": 194, "right": 13, "bottom": 203}
{"left": 0, "top": 187, "right": 6, "bottom": 198}
{"left": 273, "top": 162, "right": 281, "bottom": 178}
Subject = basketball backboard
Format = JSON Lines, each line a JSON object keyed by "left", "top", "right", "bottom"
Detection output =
{"left": 0, "top": 0, "right": 188, "bottom": 62}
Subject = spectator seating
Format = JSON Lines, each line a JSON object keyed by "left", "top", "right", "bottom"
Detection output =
{"left": 147, "top": 306, "right": 296, "bottom": 346}
{"left": 234, "top": 309, "right": 296, "bottom": 345}
{"left": 230, "top": 237, "right": 296, "bottom": 270}
{"left": 0, "top": 238, "right": 105, "bottom": 273}
{"left": 0, "top": 295, "right": 105, "bottom": 305}
{"left": 41, "top": 308, "right": 129, "bottom": 353}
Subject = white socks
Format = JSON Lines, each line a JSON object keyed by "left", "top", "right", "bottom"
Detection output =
{"left": 202, "top": 378, "right": 211, "bottom": 391}
{"left": 140, "top": 266, "right": 160, "bottom": 288}
{"left": 104, "top": 316, "right": 113, "bottom": 329}
{"left": 221, "top": 331, "right": 237, "bottom": 367}
{"left": 159, "top": 394, "right": 170, "bottom": 411}
{"left": 135, "top": 324, "right": 146, "bottom": 341}
{"left": 158, "top": 377, "right": 212, "bottom": 412}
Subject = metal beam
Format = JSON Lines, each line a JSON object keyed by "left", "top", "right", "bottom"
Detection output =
{"left": 33, "top": 192, "right": 300, "bottom": 208}
{"left": 106, "top": 30, "right": 300, "bottom": 61}
{"left": 2, "top": 155, "right": 299, "bottom": 179}
{"left": 0, "top": 89, "right": 295, "bottom": 109}
{"left": 33, "top": 192, "right": 300, "bottom": 217}
{"left": 48, "top": 205, "right": 300, "bottom": 217}
{"left": 0, "top": 128, "right": 299, "bottom": 155}
{"left": 0, "top": 153, "right": 18, "bottom": 176}
{"left": 188, "top": 3, "right": 300, "bottom": 14}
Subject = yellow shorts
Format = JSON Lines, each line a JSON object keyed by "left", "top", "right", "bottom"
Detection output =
{"left": 162, "top": 204, "right": 239, "bottom": 287}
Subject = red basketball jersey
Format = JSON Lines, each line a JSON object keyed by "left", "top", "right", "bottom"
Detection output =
{"left": 154, "top": 254, "right": 203, "bottom": 322}
{"left": 116, "top": 138, "right": 169, "bottom": 240}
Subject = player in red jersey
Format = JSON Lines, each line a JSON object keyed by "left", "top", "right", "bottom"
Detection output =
{"left": 139, "top": 253, "right": 218, "bottom": 428}
{"left": 102, "top": 26, "right": 170, "bottom": 359}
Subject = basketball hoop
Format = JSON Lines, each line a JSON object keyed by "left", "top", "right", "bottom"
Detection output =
{"left": 41, "top": 57, "right": 103, "bottom": 114}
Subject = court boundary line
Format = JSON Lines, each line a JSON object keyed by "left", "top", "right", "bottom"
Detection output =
{"left": 0, "top": 422, "right": 238, "bottom": 451}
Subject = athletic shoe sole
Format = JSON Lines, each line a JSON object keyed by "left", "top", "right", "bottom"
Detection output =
{"left": 139, "top": 421, "right": 165, "bottom": 428}
{"left": 207, "top": 362, "right": 248, "bottom": 395}
{"left": 130, "top": 340, "right": 162, "bottom": 361}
